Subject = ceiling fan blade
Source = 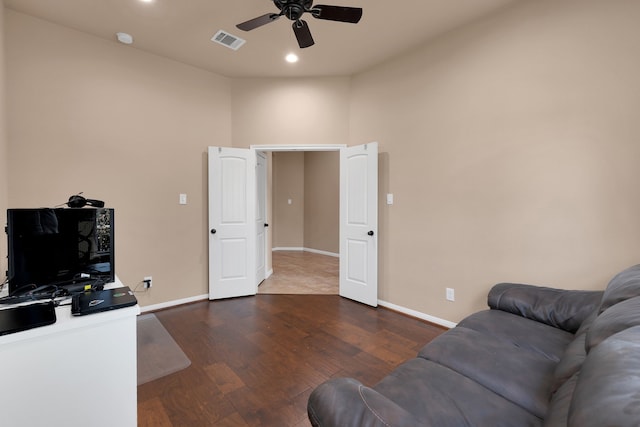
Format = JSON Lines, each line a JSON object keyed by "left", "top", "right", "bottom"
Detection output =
{"left": 312, "top": 5, "right": 363, "bottom": 23}
{"left": 236, "top": 13, "right": 281, "bottom": 31}
{"left": 292, "top": 20, "right": 315, "bottom": 48}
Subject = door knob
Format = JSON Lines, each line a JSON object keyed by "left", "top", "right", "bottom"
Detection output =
{"left": 210, "top": 229, "right": 217, "bottom": 234}
{"left": 368, "top": 230, "right": 374, "bottom": 236}
{"left": 264, "top": 223, "right": 269, "bottom": 227}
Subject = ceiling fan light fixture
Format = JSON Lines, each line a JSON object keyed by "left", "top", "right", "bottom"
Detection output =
{"left": 285, "top": 53, "right": 299, "bottom": 63}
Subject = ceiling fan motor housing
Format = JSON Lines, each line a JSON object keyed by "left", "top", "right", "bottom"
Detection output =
{"left": 274, "top": 0, "right": 314, "bottom": 21}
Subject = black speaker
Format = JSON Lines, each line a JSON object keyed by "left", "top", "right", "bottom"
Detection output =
{"left": 67, "top": 194, "right": 105, "bottom": 208}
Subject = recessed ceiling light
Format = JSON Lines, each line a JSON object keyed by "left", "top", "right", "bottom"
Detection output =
{"left": 139, "top": 0, "right": 154, "bottom": 3}
{"left": 285, "top": 53, "right": 299, "bottom": 63}
{"left": 116, "top": 32, "right": 134, "bottom": 45}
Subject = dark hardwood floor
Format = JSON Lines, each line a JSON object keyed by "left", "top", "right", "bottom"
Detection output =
{"left": 137, "top": 295, "right": 446, "bottom": 427}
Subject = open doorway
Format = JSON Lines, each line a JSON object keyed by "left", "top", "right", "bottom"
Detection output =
{"left": 208, "top": 143, "right": 378, "bottom": 306}
{"left": 258, "top": 150, "right": 340, "bottom": 295}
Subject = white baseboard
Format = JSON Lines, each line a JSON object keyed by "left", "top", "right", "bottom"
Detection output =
{"left": 138, "top": 292, "right": 456, "bottom": 331}
{"left": 272, "top": 247, "right": 305, "bottom": 252}
{"left": 378, "top": 299, "right": 457, "bottom": 329}
{"left": 265, "top": 269, "right": 273, "bottom": 279}
{"left": 272, "top": 247, "right": 339, "bottom": 258}
{"left": 304, "top": 247, "right": 339, "bottom": 258}
{"left": 140, "top": 293, "right": 209, "bottom": 313}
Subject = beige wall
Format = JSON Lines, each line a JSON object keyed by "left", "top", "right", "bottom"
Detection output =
{"left": 304, "top": 151, "right": 339, "bottom": 254}
{"left": 271, "top": 151, "right": 339, "bottom": 253}
{"left": 5, "top": 0, "right": 640, "bottom": 323}
{"left": 231, "top": 77, "right": 350, "bottom": 148}
{"left": 5, "top": 11, "right": 232, "bottom": 306}
{"left": 0, "top": 0, "right": 7, "bottom": 283}
{"left": 350, "top": 0, "right": 640, "bottom": 322}
{"left": 272, "top": 151, "right": 304, "bottom": 248}
{"left": 231, "top": 77, "right": 347, "bottom": 260}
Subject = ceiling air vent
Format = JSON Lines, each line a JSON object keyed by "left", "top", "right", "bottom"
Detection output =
{"left": 211, "top": 30, "right": 246, "bottom": 51}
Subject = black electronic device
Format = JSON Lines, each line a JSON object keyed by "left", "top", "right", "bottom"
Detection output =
{"left": 6, "top": 208, "right": 115, "bottom": 296}
{"left": 0, "top": 301, "right": 57, "bottom": 336}
{"left": 71, "top": 286, "right": 137, "bottom": 316}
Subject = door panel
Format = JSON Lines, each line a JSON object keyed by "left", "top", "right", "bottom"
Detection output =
{"left": 208, "top": 147, "right": 256, "bottom": 300}
{"left": 220, "top": 239, "right": 247, "bottom": 279}
{"left": 347, "top": 155, "right": 368, "bottom": 224}
{"left": 256, "top": 152, "right": 267, "bottom": 285}
{"left": 340, "top": 142, "right": 378, "bottom": 306}
{"left": 346, "top": 239, "right": 368, "bottom": 284}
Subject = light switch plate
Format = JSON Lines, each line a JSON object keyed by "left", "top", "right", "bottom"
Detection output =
{"left": 179, "top": 193, "right": 187, "bottom": 205}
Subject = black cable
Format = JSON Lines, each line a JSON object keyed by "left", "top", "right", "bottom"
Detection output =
{"left": 132, "top": 280, "right": 150, "bottom": 294}
{"left": 0, "top": 276, "right": 106, "bottom": 305}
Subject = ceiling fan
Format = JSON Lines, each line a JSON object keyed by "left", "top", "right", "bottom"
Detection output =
{"left": 236, "top": 0, "right": 363, "bottom": 48}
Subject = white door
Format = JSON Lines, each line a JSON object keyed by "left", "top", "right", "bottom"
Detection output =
{"left": 256, "top": 151, "right": 267, "bottom": 286}
{"left": 340, "top": 142, "right": 378, "bottom": 306}
{"left": 208, "top": 146, "right": 257, "bottom": 300}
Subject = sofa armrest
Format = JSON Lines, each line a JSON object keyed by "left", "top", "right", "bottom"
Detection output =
{"left": 308, "top": 378, "right": 422, "bottom": 427}
{"left": 488, "top": 283, "right": 603, "bottom": 333}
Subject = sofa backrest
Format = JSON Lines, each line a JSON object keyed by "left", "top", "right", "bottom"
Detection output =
{"left": 568, "top": 325, "right": 640, "bottom": 427}
{"left": 545, "top": 264, "right": 640, "bottom": 426}
{"left": 598, "top": 264, "right": 640, "bottom": 314}
{"left": 586, "top": 295, "right": 640, "bottom": 352}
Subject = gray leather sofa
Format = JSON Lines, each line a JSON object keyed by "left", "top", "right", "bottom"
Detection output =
{"left": 308, "top": 264, "right": 640, "bottom": 426}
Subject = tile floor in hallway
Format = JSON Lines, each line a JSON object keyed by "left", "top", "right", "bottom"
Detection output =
{"left": 258, "top": 251, "right": 338, "bottom": 295}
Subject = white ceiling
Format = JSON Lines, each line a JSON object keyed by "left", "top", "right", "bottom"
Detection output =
{"left": 4, "top": 0, "right": 521, "bottom": 78}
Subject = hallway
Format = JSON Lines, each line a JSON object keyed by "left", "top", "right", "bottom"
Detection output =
{"left": 258, "top": 251, "right": 338, "bottom": 295}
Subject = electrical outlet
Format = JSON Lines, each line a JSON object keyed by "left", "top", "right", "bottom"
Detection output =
{"left": 446, "top": 288, "right": 455, "bottom": 302}
{"left": 144, "top": 276, "right": 153, "bottom": 289}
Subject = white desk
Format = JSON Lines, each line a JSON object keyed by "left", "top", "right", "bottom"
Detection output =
{"left": 0, "top": 288, "right": 140, "bottom": 427}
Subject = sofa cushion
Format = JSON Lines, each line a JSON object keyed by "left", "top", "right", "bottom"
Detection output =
{"left": 549, "top": 332, "right": 587, "bottom": 395}
{"left": 574, "top": 309, "right": 597, "bottom": 336}
{"left": 598, "top": 264, "right": 640, "bottom": 314}
{"left": 307, "top": 378, "right": 422, "bottom": 427}
{"left": 549, "top": 309, "right": 599, "bottom": 395}
{"left": 457, "top": 309, "right": 574, "bottom": 361}
{"left": 543, "top": 372, "right": 579, "bottom": 427}
{"left": 373, "top": 358, "right": 542, "bottom": 427}
{"left": 568, "top": 325, "right": 640, "bottom": 427}
{"left": 418, "top": 326, "right": 557, "bottom": 418}
{"left": 586, "top": 295, "right": 640, "bottom": 353}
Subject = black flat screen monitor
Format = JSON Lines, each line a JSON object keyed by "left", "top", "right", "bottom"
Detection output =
{"left": 7, "top": 208, "right": 115, "bottom": 295}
